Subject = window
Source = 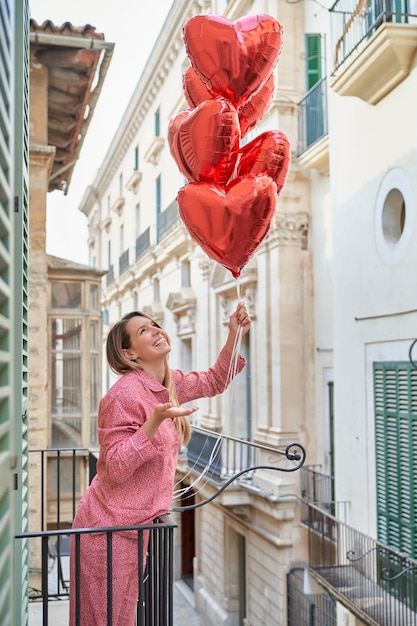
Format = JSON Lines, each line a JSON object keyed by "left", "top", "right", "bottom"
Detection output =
{"left": 306, "top": 34, "right": 323, "bottom": 90}
{"left": 153, "top": 278, "right": 160, "bottom": 303}
{"left": 107, "top": 240, "right": 111, "bottom": 266}
{"left": 134, "top": 145, "right": 139, "bottom": 170}
{"left": 51, "top": 317, "right": 82, "bottom": 425}
{"left": 155, "top": 108, "right": 160, "bottom": 137}
{"left": 51, "top": 282, "right": 81, "bottom": 310}
{"left": 374, "top": 362, "right": 417, "bottom": 556}
{"left": 119, "top": 173, "right": 123, "bottom": 196}
{"left": 135, "top": 203, "right": 141, "bottom": 237}
{"left": 120, "top": 224, "right": 124, "bottom": 253}
{"left": 90, "top": 320, "right": 100, "bottom": 445}
{"left": 375, "top": 168, "right": 415, "bottom": 265}
{"left": 181, "top": 260, "right": 191, "bottom": 287}
{"left": 156, "top": 175, "right": 161, "bottom": 216}
{"left": 90, "top": 284, "right": 99, "bottom": 312}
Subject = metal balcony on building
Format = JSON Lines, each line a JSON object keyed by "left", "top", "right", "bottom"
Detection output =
{"left": 20, "top": 434, "right": 306, "bottom": 624}
{"left": 300, "top": 467, "right": 417, "bottom": 625}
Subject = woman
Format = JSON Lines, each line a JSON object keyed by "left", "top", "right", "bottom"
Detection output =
{"left": 69, "top": 301, "right": 251, "bottom": 625}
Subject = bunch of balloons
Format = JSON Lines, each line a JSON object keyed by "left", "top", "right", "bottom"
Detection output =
{"left": 168, "top": 14, "right": 291, "bottom": 279}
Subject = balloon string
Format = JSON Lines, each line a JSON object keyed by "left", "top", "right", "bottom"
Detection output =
{"left": 173, "top": 278, "right": 246, "bottom": 502}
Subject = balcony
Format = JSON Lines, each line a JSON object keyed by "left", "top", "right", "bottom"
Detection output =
{"left": 301, "top": 467, "right": 417, "bottom": 625}
{"left": 118, "top": 248, "right": 130, "bottom": 275}
{"left": 297, "top": 77, "right": 329, "bottom": 174}
{"left": 19, "top": 433, "right": 306, "bottom": 624}
{"left": 136, "top": 226, "right": 152, "bottom": 260}
{"left": 300, "top": 465, "right": 336, "bottom": 521}
{"left": 106, "top": 263, "right": 114, "bottom": 287}
{"left": 157, "top": 200, "right": 181, "bottom": 243}
{"left": 183, "top": 426, "right": 306, "bottom": 501}
{"left": 330, "top": 0, "right": 417, "bottom": 103}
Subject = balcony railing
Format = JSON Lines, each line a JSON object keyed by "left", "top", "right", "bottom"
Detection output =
{"left": 297, "top": 77, "right": 328, "bottom": 156}
{"left": 330, "top": 0, "right": 417, "bottom": 71}
{"left": 300, "top": 465, "right": 335, "bottom": 521}
{"left": 307, "top": 503, "right": 417, "bottom": 625}
{"left": 136, "top": 226, "right": 151, "bottom": 260}
{"left": 16, "top": 517, "right": 175, "bottom": 626}
{"left": 21, "top": 449, "right": 175, "bottom": 625}
{"left": 21, "top": 436, "right": 306, "bottom": 624}
{"left": 118, "top": 248, "right": 130, "bottom": 275}
{"left": 157, "top": 200, "right": 181, "bottom": 242}
{"left": 182, "top": 426, "right": 306, "bottom": 507}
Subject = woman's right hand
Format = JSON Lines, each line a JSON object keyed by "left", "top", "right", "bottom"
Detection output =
{"left": 142, "top": 403, "right": 198, "bottom": 441}
{"left": 153, "top": 402, "right": 198, "bottom": 423}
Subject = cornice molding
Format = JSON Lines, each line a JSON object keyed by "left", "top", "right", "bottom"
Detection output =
{"left": 29, "top": 143, "right": 56, "bottom": 173}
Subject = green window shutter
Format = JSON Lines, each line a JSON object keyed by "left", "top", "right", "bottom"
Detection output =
{"left": 13, "top": 0, "right": 30, "bottom": 624}
{"left": 0, "top": 0, "right": 15, "bottom": 623}
{"left": 306, "top": 34, "right": 322, "bottom": 90}
{"left": 374, "top": 362, "right": 417, "bottom": 556}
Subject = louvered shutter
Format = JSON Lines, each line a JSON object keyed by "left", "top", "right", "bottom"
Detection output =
{"left": 374, "top": 362, "right": 417, "bottom": 556}
{"left": 12, "top": 0, "right": 30, "bottom": 624}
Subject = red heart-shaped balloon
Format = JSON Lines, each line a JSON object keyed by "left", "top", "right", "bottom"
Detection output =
{"left": 183, "top": 66, "right": 212, "bottom": 108}
{"left": 183, "top": 14, "right": 282, "bottom": 107}
{"left": 177, "top": 175, "right": 277, "bottom": 278}
{"left": 238, "top": 73, "right": 276, "bottom": 137}
{"left": 168, "top": 98, "right": 240, "bottom": 185}
{"left": 183, "top": 66, "right": 276, "bottom": 137}
{"left": 236, "top": 130, "right": 291, "bottom": 195}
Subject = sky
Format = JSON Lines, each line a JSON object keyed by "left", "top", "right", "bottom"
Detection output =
{"left": 29, "top": 0, "right": 174, "bottom": 264}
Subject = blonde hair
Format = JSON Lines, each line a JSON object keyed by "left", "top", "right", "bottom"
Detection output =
{"left": 106, "top": 311, "right": 191, "bottom": 446}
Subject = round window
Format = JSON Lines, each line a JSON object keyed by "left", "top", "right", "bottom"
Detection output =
{"left": 375, "top": 168, "right": 414, "bottom": 265}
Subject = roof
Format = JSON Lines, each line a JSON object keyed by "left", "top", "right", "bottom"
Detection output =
{"left": 47, "top": 254, "right": 106, "bottom": 276}
{"left": 30, "top": 19, "right": 114, "bottom": 194}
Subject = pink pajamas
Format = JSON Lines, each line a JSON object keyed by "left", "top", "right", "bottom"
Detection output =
{"left": 69, "top": 347, "right": 245, "bottom": 625}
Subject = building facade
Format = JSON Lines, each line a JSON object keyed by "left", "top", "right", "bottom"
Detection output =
{"left": 79, "top": 0, "right": 417, "bottom": 625}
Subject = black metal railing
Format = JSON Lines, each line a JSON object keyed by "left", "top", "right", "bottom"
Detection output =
{"left": 287, "top": 566, "right": 337, "bottom": 626}
{"left": 157, "top": 200, "right": 181, "bottom": 242}
{"left": 307, "top": 503, "right": 417, "bottom": 625}
{"left": 300, "top": 465, "right": 335, "bottom": 521}
{"left": 136, "top": 226, "right": 151, "bottom": 260}
{"left": 16, "top": 516, "right": 176, "bottom": 626}
{"left": 28, "top": 448, "right": 97, "bottom": 531}
{"left": 297, "top": 77, "right": 328, "bottom": 157}
{"left": 181, "top": 426, "right": 306, "bottom": 509}
{"left": 330, "top": 0, "right": 417, "bottom": 72}
{"left": 119, "top": 248, "right": 130, "bottom": 275}
{"left": 23, "top": 438, "right": 306, "bottom": 623}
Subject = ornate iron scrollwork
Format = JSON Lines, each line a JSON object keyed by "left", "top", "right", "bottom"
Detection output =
{"left": 171, "top": 441, "right": 306, "bottom": 512}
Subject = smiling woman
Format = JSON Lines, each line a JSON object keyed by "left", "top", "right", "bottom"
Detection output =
{"left": 69, "top": 302, "right": 251, "bottom": 626}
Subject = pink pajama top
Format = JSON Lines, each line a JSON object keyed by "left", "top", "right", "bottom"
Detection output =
{"left": 73, "top": 347, "right": 246, "bottom": 529}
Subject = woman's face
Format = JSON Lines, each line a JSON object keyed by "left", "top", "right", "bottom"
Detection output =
{"left": 123, "top": 315, "right": 170, "bottom": 363}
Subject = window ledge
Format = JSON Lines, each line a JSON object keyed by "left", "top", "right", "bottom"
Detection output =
{"left": 144, "top": 136, "right": 165, "bottom": 165}
{"left": 331, "top": 23, "right": 417, "bottom": 105}
{"left": 125, "top": 169, "right": 143, "bottom": 194}
{"left": 297, "top": 135, "right": 329, "bottom": 175}
{"left": 101, "top": 216, "right": 112, "bottom": 232}
{"left": 111, "top": 196, "right": 125, "bottom": 216}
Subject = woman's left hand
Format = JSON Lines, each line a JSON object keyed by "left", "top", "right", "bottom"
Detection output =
{"left": 229, "top": 301, "right": 251, "bottom": 336}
